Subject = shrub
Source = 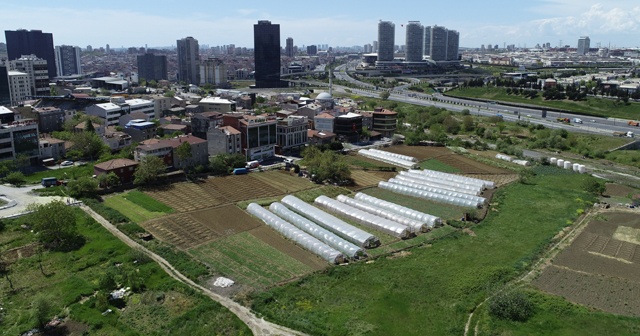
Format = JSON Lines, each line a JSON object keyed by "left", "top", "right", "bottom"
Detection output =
{"left": 489, "top": 290, "right": 535, "bottom": 322}
{"left": 5, "top": 171, "right": 26, "bottom": 186}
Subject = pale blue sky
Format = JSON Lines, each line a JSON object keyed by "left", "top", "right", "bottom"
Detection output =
{"left": 1, "top": 0, "right": 639, "bottom": 49}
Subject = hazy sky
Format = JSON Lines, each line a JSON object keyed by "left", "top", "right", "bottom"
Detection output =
{"left": 1, "top": 0, "right": 639, "bottom": 49}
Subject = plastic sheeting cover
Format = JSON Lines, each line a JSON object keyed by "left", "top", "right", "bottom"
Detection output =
{"left": 281, "top": 195, "right": 380, "bottom": 248}
{"left": 247, "top": 203, "right": 344, "bottom": 264}
{"left": 336, "top": 195, "right": 428, "bottom": 232}
{"left": 379, "top": 181, "right": 481, "bottom": 208}
{"left": 399, "top": 171, "right": 483, "bottom": 195}
{"left": 354, "top": 192, "right": 442, "bottom": 227}
{"left": 358, "top": 149, "right": 417, "bottom": 168}
{"left": 410, "top": 169, "right": 493, "bottom": 189}
{"left": 314, "top": 196, "right": 412, "bottom": 239}
{"left": 368, "top": 148, "right": 417, "bottom": 162}
{"left": 388, "top": 178, "right": 486, "bottom": 204}
{"left": 269, "top": 202, "right": 364, "bottom": 258}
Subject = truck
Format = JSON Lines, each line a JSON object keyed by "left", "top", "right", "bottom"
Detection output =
{"left": 233, "top": 167, "right": 249, "bottom": 175}
{"left": 245, "top": 160, "right": 260, "bottom": 169}
{"left": 41, "top": 177, "right": 58, "bottom": 187}
{"left": 613, "top": 131, "right": 634, "bottom": 138}
{"left": 557, "top": 117, "right": 570, "bottom": 123}
{"left": 573, "top": 118, "right": 583, "bottom": 124}
{"left": 629, "top": 120, "right": 640, "bottom": 127}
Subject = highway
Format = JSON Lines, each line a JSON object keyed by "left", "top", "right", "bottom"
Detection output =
{"left": 328, "top": 63, "right": 638, "bottom": 137}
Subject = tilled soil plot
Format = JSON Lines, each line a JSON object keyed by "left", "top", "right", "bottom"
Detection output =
{"left": 436, "top": 154, "right": 510, "bottom": 174}
{"left": 382, "top": 145, "right": 450, "bottom": 161}
{"left": 605, "top": 183, "right": 637, "bottom": 198}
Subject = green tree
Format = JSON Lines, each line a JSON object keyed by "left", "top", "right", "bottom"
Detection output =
{"left": 489, "top": 290, "right": 535, "bottom": 322}
{"left": 71, "top": 131, "right": 107, "bottom": 160}
{"left": 5, "top": 171, "right": 26, "bottom": 186}
{"left": 583, "top": 177, "right": 606, "bottom": 195}
{"left": 379, "top": 91, "right": 390, "bottom": 100}
{"left": 462, "top": 115, "right": 475, "bottom": 132}
{"left": 134, "top": 155, "right": 167, "bottom": 185}
{"left": 85, "top": 119, "right": 96, "bottom": 133}
{"left": 27, "top": 200, "right": 81, "bottom": 251}
{"left": 209, "top": 153, "right": 246, "bottom": 175}
{"left": 164, "top": 90, "right": 175, "bottom": 97}
{"left": 67, "top": 176, "right": 99, "bottom": 198}
{"left": 303, "top": 146, "right": 351, "bottom": 184}
{"left": 175, "top": 141, "right": 193, "bottom": 169}
{"left": 32, "top": 295, "right": 53, "bottom": 329}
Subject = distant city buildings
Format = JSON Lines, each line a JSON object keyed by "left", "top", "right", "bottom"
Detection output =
{"left": 253, "top": 20, "right": 286, "bottom": 88}
{"left": 137, "top": 53, "right": 168, "bottom": 81}
{"left": 285, "top": 37, "right": 294, "bottom": 57}
{"left": 4, "top": 29, "right": 57, "bottom": 78}
{"left": 577, "top": 36, "right": 591, "bottom": 55}
{"left": 54, "top": 45, "right": 82, "bottom": 76}
{"left": 405, "top": 21, "right": 424, "bottom": 62}
{"left": 377, "top": 21, "right": 395, "bottom": 62}
{"left": 200, "top": 57, "right": 227, "bottom": 86}
{"left": 177, "top": 36, "right": 200, "bottom": 85}
{"left": 306, "top": 45, "right": 317, "bottom": 55}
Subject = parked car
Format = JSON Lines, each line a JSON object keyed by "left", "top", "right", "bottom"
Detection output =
{"left": 60, "top": 160, "right": 74, "bottom": 166}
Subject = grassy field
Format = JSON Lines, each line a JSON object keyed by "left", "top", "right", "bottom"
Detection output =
{"left": 104, "top": 191, "right": 173, "bottom": 223}
{"left": 606, "top": 150, "right": 640, "bottom": 169}
{"left": 447, "top": 87, "right": 640, "bottom": 119}
{"left": 418, "top": 158, "right": 462, "bottom": 173}
{"left": 249, "top": 169, "right": 623, "bottom": 335}
{"left": 0, "top": 208, "right": 250, "bottom": 335}
{"left": 24, "top": 164, "right": 95, "bottom": 184}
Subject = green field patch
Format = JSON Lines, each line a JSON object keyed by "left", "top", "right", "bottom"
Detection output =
{"left": 24, "top": 164, "right": 95, "bottom": 184}
{"left": 189, "top": 232, "right": 314, "bottom": 288}
{"left": 250, "top": 172, "right": 604, "bottom": 335}
{"left": 104, "top": 192, "right": 172, "bottom": 223}
{"left": 418, "top": 158, "right": 462, "bottom": 173}
{"left": 361, "top": 187, "right": 469, "bottom": 220}
{"left": 366, "top": 225, "right": 458, "bottom": 258}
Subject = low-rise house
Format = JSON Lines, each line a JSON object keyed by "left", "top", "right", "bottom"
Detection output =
{"left": 307, "top": 129, "right": 336, "bottom": 146}
{"left": 39, "top": 136, "right": 66, "bottom": 160}
{"left": 207, "top": 125, "right": 241, "bottom": 156}
{"left": 102, "top": 127, "right": 132, "bottom": 151}
{"left": 134, "top": 135, "right": 208, "bottom": 169}
{"left": 276, "top": 116, "right": 308, "bottom": 154}
{"left": 198, "top": 96, "right": 236, "bottom": 113}
{"left": 123, "top": 119, "right": 156, "bottom": 142}
{"left": 314, "top": 112, "right": 335, "bottom": 133}
{"left": 192, "top": 111, "right": 223, "bottom": 139}
{"left": 93, "top": 158, "right": 139, "bottom": 185}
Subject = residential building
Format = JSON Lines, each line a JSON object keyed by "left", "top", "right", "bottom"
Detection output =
{"left": 0, "top": 119, "right": 39, "bottom": 161}
{"left": 192, "top": 112, "right": 223, "bottom": 139}
{"left": 90, "top": 76, "right": 129, "bottom": 91}
{"left": 123, "top": 119, "right": 156, "bottom": 142}
{"left": 372, "top": 108, "right": 398, "bottom": 137}
{"left": 207, "top": 125, "right": 241, "bottom": 156}
{"left": 446, "top": 30, "right": 459, "bottom": 61}
{"left": 85, "top": 97, "right": 154, "bottom": 126}
{"left": 7, "top": 71, "right": 29, "bottom": 106}
{"left": 144, "top": 94, "right": 171, "bottom": 119}
{"left": 7, "top": 54, "right": 50, "bottom": 97}
{"left": 405, "top": 21, "right": 424, "bottom": 62}
{"left": 577, "top": 36, "right": 590, "bottom": 55}
{"left": 429, "top": 25, "right": 448, "bottom": 61}
{"left": 198, "top": 96, "right": 236, "bottom": 113}
{"left": 334, "top": 112, "right": 363, "bottom": 142}
{"left": 32, "top": 106, "right": 64, "bottom": 133}
{"left": 307, "top": 129, "right": 336, "bottom": 146}
{"left": 307, "top": 45, "right": 317, "bottom": 55}
{"left": 377, "top": 21, "right": 395, "bottom": 62}
{"left": 357, "top": 111, "right": 373, "bottom": 130}
{"left": 297, "top": 103, "right": 323, "bottom": 119}
{"left": 101, "top": 127, "right": 132, "bottom": 152}
{"left": 54, "top": 45, "right": 82, "bottom": 76}
{"left": 254, "top": 20, "right": 286, "bottom": 88}
{"left": 0, "top": 106, "right": 15, "bottom": 124}
{"left": 285, "top": 37, "right": 294, "bottom": 57}
{"left": 4, "top": 29, "right": 57, "bottom": 78}
{"left": 200, "top": 57, "right": 227, "bottom": 86}
{"left": 39, "top": 136, "right": 65, "bottom": 160}
{"left": 74, "top": 121, "right": 105, "bottom": 135}
{"left": 134, "top": 135, "right": 208, "bottom": 169}
{"left": 423, "top": 26, "right": 431, "bottom": 57}
{"left": 93, "top": 158, "right": 138, "bottom": 185}
{"left": 137, "top": 53, "right": 167, "bottom": 81}
{"left": 314, "top": 112, "right": 334, "bottom": 133}
{"left": 223, "top": 114, "right": 277, "bottom": 160}
{"left": 125, "top": 98, "right": 155, "bottom": 119}
{"left": 276, "top": 115, "right": 308, "bottom": 154}
{"left": 177, "top": 37, "right": 200, "bottom": 84}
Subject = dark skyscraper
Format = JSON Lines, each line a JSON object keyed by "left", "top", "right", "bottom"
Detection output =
{"left": 0, "top": 65, "right": 10, "bottom": 106}
{"left": 405, "top": 21, "right": 424, "bottom": 62}
{"left": 377, "top": 21, "right": 395, "bottom": 62}
{"left": 177, "top": 37, "right": 200, "bottom": 85}
{"left": 285, "top": 37, "right": 294, "bottom": 57}
{"left": 253, "top": 20, "right": 286, "bottom": 88}
{"left": 307, "top": 45, "right": 317, "bottom": 55}
{"left": 5, "top": 29, "right": 57, "bottom": 78}
{"left": 137, "top": 53, "right": 168, "bottom": 81}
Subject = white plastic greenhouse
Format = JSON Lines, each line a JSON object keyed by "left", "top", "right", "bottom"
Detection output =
{"left": 512, "top": 160, "right": 531, "bottom": 166}
{"left": 379, "top": 181, "right": 482, "bottom": 208}
{"left": 563, "top": 161, "right": 572, "bottom": 169}
{"left": 388, "top": 178, "right": 486, "bottom": 204}
{"left": 495, "top": 153, "right": 513, "bottom": 162}
{"left": 368, "top": 148, "right": 417, "bottom": 162}
{"left": 358, "top": 149, "right": 417, "bottom": 169}
{"left": 411, "top": 169, "right": 495, "bottom": 189}
{"left": 314, "top": 196, "right": 413, "bottom": 239}
{"left": 354, "top": 192, "right": 442, "bottom": 228}
{"left": 550, "top": 157, "right": 557, "bottom": 165}
{"left": 280, "top": 195, "right": 380, "bottom": 248}
{"left": 572, "top": 163, "right": 580, "bottom": 172}
{"left": 246, "top": 203, "right": 345, "bottom": 264}
{"left": 578, "top": 165, "right": 587, "bottom": 174}
{"left": 557, "top": 159, "right": 565, "bottom": 167}
{"left": 269, "top": 202, "right": 364, "bottom": 258}
{"left": 399, "top": 171, "right": 483, "bottom": 195}
{"left": 336, "top": 195, "right": 428, "bottom": 233}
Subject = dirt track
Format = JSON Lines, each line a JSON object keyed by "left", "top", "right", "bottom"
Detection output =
{"left": 80, "top": 204, "right": 306, "bottom": 336}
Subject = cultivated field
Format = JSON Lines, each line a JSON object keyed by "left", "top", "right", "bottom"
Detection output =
{"left": 383, "top": 145, "right": 450, "bottom": 161}
{"left": 349, "top": 170, "right": 396, "bottom": 190}
{"left": 533, "top": 211, "right": 640, "bottom": 317}
{"left": 436, "top": 153, "right": 511, "bottom": 174}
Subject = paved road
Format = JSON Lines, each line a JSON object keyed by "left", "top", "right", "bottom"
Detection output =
{"left": 0, "top": 184, "right": 69, "bottom": 218}
{"left": 80, "top": 205, "right": 306, "bottom": 336}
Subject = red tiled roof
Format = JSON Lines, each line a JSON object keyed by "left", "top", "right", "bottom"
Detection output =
{"left": 94, "top": 158, "right": 138, "bottom": 170}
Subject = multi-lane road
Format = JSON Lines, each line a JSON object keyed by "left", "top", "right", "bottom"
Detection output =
{"left": 330, "top": 63, "right": 638, "bottom": 138}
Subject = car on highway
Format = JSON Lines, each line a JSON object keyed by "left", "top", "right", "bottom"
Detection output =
{"left": 60, "top": 160, "right": 74, "bottom": 166}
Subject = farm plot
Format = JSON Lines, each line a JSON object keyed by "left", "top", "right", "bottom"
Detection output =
{"left": 104, "top": 192, "right": 172, "bottom": 223}
{"left": 140, "top": 205, "right": 262, "bottom": 250}
{"left": 250, "top": 171, "right": 316, "bottom": 193}
{"left": 349, "top": 170, "right": 395, "bottom": 190}
{"left": 605, "top": 183, "right": 636, "bottom": 198}
{"left": 189, "top": 230, "right": 323, "bottom": 288}
{"left": 533, "top": 211, "right": 640, "bottom": 316}
{"left": 202, "top": 175, "right": 283, "bottom": 202}
{"left": 437, "top": 153, "right": 510, "bottom": 174}
{"left": 383, "top": 145, "right": 450, "bottom": 161}
{"left": 460, "top": 173, "right": 519, "bottom": 187}
{"left": 144, "top": 183, "right": 227, "bottom": 212}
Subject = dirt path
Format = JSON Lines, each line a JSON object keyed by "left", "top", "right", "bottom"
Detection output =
{"left": 80, "top": 204, "right": 306, "bottom": 336}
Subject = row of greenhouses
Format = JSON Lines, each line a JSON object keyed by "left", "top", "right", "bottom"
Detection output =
{"left": 353, "top": 193, "right": 442, "bottom": 227}
{"left": 336, "top": 195, "right": 429, "bottom": 233}
{"left": 358, "top": 149, "right": 418, "bottom": 169}
{"left": 550, "top": 158, "right": 587, "bottom": 173}
{"left": 412, "top": 169, "right": 496, "bottom": 189}
{"left": 397, "top": 171, "right": 483, "bottom": 196}
{"left": 379, "top": 181, "right": 484, "bottom": 208}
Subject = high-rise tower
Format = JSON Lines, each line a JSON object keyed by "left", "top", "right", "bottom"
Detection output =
{"left": 177, "top": 36, "right": 200, "bottom": 84}
{"left": 254, "top": 20, "right": 285, "bottom": 88}
{"left": 285, "top": 37, "right": 294, "bottom": 57}
{"left": 377, "top": 21, "right": 395, "bottom": 62}
{"left": 5, "top": 29, "right": 57, "bottom": 78}
{"left": 55, "top": 45, "right": 82, "bottom": 76}
{"left": 446, "top": 30, "right": 459, "bottom": 61}
{"left": 429, "top": 26, "right": 448, "bottom": 61}
{"left": 137, "top": 53, "right": 168, "bottom": 81}
{"left": 405, "top": 21, "right": 424, "bottom": 62}
{"left": 577, "top": 36, "right": 590, "bottom": 55}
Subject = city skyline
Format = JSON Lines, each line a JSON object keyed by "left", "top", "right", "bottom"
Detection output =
{"left": 0, "top": 0, "right": 639, "bottom": 49}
